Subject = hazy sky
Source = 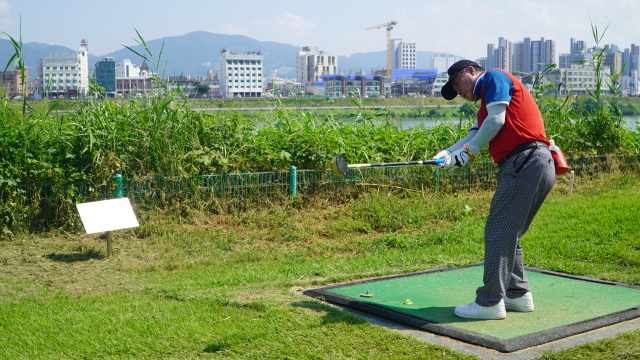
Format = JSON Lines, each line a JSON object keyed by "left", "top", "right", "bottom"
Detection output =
{"left": 1, "top": 0, "right": 639, "bottom": 59}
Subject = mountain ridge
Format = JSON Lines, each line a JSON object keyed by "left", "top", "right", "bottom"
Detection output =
{"left": 1, "top": 32, "right": 465, "bottom": 81}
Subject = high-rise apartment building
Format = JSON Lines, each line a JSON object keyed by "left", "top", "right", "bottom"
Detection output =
{"left": 493, "top": 45, "right": 511, "bottom": 72}
{"left": 475, "top": 57, "right": 488, "bottom": 70}
{"left": 391, "top": 39, "right": 416, "bottom": 69}
{"left": 570, "top": 38, "right": 587, "bottom": 55}
{"left": 628, "top": 44, "right": 639, "bottom": 94}
{"left": 523, "top": 38, "right": 531, "bottom": 74}
{"left": 219, "top": 48, "right": 264, "bottom": 98}
{"left": 485, "top": 36, "right": 555, "bottom": 74}
{"left": 296, "top": 46, "right": 337, "bottom": 83}
{"left": 559, "top": 54, "right": 572, "bottom": 69}
{"left": 529, "top": 38, "right": 555, "bottom": 72}
{"left": 604, "top": 52, "right": 623, "bottom": 75}
{"left": 541, "top": 38, "right": 556, "bottom": 70}
{"left": 622, "top": 48, "right": 631, "bottom": 76}
{"left": 631, "top": 44, "right": 639, "bottom": 73}
{"left": 621, "top": 45, "right": 639, "bottom": 78}
{"left": 37, "top": 41, "right": 89, "bottom": 98}
{"left": 430, "top": 54, "right": 460, "bottom": 75}
{"left": 530, "top": 40, "right": 540, "bottom": 72}
{"left": 561, "top": 37, "right": 599, "bottom": 69}
{"left": 486, "top": 43, "right": 495, "bottom": 69}
{"left": 512, "top": 41, "right": 525, "bottom": 74}
{"left": 607, "top": 44, "right": 620, "bottom": 53}
{"left": 495, "top": 37, "right": 513, "bottom": 72}
{"left": 486, "top": 37, "right": 514, "bottom": 72}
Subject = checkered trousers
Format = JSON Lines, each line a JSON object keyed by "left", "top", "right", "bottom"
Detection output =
{"left": 475, "top": 146, "right": 556, "bottom": 307}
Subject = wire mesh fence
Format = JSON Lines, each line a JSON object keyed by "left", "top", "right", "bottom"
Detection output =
{"left": 3, "top": 154, "right": 639, "bottom": 231}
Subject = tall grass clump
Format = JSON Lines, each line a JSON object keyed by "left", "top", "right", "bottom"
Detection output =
{"left": 1, "top": 24, "right": 639, "bottom": 235}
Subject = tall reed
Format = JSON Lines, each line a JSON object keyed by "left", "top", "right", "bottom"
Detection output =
{"left": 1, "top": 25, "right": 639, "bottom": 235}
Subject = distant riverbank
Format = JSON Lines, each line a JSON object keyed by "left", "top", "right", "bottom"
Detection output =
{"left": 192, "top": 104, "right": 462, "bottom": 112}
{"left": 396, "top": 116, "right": 640, "bottom": 132}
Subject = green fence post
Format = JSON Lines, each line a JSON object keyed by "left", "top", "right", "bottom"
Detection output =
{"left": 115, "top": 174, "right": 123, "bottom": 199}
{"left": 221, "top": 173, "right": 227, "bottom": 198}
{"left": 289, "top": 166, "right": 297, "bottom": 197}
{"left": 434, "top": 168, "right": 440, "bottom": 192}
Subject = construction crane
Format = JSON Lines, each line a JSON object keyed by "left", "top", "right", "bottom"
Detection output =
{"left": 366, "top": 21, "right": 397, "bottom": 77}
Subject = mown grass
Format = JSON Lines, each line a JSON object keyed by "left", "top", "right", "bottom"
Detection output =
{"left": 1, "top": 171, "right": 639, "bottom": 359}
{"left": 538, "top": 331, "right": 640, "bottom": 359}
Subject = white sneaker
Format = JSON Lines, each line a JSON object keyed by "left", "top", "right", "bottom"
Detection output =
{"left": 503, "top": 292, "right": 535, "bottom": 312}
{"left": 454, "top": 299, "right": 506, "bottom": 320}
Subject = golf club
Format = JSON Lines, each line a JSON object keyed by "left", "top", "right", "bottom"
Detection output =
{"left": 331, "top": 154, "right": 446, "bottom": 178}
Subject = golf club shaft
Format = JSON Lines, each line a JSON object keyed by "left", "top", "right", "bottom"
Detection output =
{"left": 347, "top": 159, "right": 443, "bottom": 169}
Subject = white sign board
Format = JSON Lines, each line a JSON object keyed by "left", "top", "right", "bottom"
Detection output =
{"left": 76, "top": 198, "right": 139, "bottom": 234}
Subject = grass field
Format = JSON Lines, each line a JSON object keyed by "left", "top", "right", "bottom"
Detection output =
{"left": 1, "top": 170, "right": 640, "bottom": 359}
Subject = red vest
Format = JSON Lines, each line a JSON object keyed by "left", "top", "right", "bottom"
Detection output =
{"left": 477, "top": 69, "right": 549, "bottom": 164}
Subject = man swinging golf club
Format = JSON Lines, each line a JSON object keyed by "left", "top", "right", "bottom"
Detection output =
{"left": 434, "top": 60, "right": 555, "bottom": 320}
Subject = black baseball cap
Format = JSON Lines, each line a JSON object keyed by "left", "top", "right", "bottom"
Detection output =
{"left": 440, "top": 60, "right": 481, "bottom": 100}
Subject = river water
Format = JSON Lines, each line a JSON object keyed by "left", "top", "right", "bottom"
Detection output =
{"left": 395, "top": 116, "right": 640, "bottom": 132}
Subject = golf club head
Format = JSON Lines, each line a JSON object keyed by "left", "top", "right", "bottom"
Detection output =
{"left": 331, "top": 154, "right": 349, "bottom": 178}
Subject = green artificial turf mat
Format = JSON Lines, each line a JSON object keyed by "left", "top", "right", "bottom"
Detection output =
{"left": 326, "top": 266, "right": 640, "bottom": 340}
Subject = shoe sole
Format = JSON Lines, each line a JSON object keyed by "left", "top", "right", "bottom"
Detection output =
{"left": 505, "top": 304, "right": 534, "bottom": 312}
{"left": 454, "top": 309, "right": 506, "bottom": 320}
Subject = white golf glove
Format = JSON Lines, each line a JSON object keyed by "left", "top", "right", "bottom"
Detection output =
{"left": 444, "top": 146, "right": 471, "bottom": 170}
{"left": 432, "top": 150, "right": 452, "bottom": 168}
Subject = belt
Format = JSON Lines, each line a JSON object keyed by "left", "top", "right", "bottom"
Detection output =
{"left": 497, "top": 141, "right": 548, "bottom": 168}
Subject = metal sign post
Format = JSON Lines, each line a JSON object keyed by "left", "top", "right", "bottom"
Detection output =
{"left": 105, "top": 174, "right": 123, "bottom": 256}
{"left": 76, "top": 176, "right": 138, "bottom": 257}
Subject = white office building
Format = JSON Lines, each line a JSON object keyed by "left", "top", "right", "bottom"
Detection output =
{"left": 547, "top": 64, "right": 612, "bottom": 96}
{"left": 114, "top": 59, "right": 154, "bottom": 95}
{"left": 115, "top": 59, "right": 151, "bottom": 78}
{"left": 37, "top": 42, "right": 89, "bottom": 98}
{"left": 431, "top": 55, "right": 460, "bottom": 75}
{"left": 296, "top": 46, "right": 337, "bottom": 83}
{"left": 391, "top": 39, "right": 417, "bottom": 69}
{"left": 219, "top": 49, "right": 264, "bottom": 98}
